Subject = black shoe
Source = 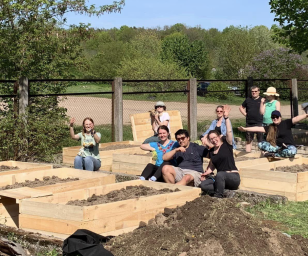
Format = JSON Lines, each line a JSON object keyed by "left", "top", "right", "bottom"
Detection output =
{"left": 263, "top": 152, "right": 275, "bottom": 158}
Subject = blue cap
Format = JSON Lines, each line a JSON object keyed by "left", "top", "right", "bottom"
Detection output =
{"left": 271, "top": 110, "right": 281, "bottom": 117}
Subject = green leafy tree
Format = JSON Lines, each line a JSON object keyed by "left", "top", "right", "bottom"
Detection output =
{"left": 161, "top": 32, "right": 210, "bottom": 79}
{"left": 216, "top": 26, "right": 277, "bottom": 79}
{"left": 270, "top": 0, "right": 308, "bottom": 54}
{"left": 0, "top": 0, "right": 125, "bottom": 80}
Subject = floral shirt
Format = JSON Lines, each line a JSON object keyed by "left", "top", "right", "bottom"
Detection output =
{"left": 149, "top": 140, "right": 179, "bottom": 166}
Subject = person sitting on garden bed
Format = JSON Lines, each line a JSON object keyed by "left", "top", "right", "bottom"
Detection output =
{"left": 238, "top": 110, "right": 308, "bottom": 158}
{"left": 200, "top": 105, "right": 241, "bottom": 198}
{"left": 162, "top": 129, "right": 208, "bottom": 187}
{"left": 70, "top": 117, "right": 101, "bottom": 171}
{"left": 139, "top": 125, "right": 179, "bottom": 182}
{"left": 143, "top": 101, "right": 170, "bottom": 144}
{"left": 201, "top": 105, "right": 236, "bottom": 149}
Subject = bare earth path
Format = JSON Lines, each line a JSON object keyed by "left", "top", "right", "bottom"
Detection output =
{"left": 60, "top": 96, "right": 298, "bottom": 125}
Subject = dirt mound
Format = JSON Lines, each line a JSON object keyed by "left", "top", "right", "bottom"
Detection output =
{"left": 67, "top": 185, "right": 180, "bottom": 206}
{"left": 271, "top": 164, "right": 308, "bottom": 173}
{"left": 0, "top": 176, "right": 79, "bottom": 190}
{"left": 0, "top": 165, "right": 19, "bottom": 172}
{"left": 106, "top": 196, "right": 307, "bottom": 256}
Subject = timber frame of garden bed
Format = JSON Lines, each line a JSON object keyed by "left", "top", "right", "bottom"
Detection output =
{"left": 0, "top": 168, "right": 115, "bottom": 228}
{"left": 239, "top": 155, "right": 308, "bottom": 201}
{"left": 63, "top": 141, "right": 144, "bottom": 171}
{"left": 112, "top": 151, "right": 280, "bottom": 176}
{"left": 19, "top": 180, "right": 201, "bottom": 239}
{"left": 0, "top": 161, "right": 53, "bottom": 176}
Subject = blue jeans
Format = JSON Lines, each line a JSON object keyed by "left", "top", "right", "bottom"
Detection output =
{"left": 74, "top": 156, "right": 101, "bottom": 171}
{"left": 258, "top": 141, "right": 297, "bottom": 158}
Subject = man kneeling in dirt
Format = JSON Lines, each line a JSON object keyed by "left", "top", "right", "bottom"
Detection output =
{"left": 162, "top": 129, "right": 208, "bottom": 186}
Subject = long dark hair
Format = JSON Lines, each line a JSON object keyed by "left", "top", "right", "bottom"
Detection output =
{"left": 266, "top": 124, "right": 277, "bottom": 146}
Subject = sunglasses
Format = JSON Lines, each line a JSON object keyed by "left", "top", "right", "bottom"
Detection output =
{"left": 271, "top": 116, "right": 280, "bottom": 120}
{"left": 216, "top": 110, "right": 223, "bottom": 113}
{"left": 251, "top": 90, "right": 259, "bottom": 93}
{"left": 176, "top": 136, "right": 187, "bottom": 141}
{"left": 155, "top": 106, "right": 164, "bottom": 108}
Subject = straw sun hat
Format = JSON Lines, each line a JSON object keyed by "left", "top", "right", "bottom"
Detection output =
{"left": 263, "top": 87, "right": 279, "bottom": 96}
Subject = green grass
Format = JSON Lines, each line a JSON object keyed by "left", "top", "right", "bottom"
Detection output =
{"left": 246, "top": 200, "right": 308, "bottom": 238}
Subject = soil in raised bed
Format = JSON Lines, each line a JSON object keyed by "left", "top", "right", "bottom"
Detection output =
{"left": 271, "top": 164, "right": 308, "bottom": 173}
{"left": 106, "top": 196, "right": 308, "bottom": 256}
{"left": 66, "top": 185, "right": 180, "bottom": 206}
{"left": 0, "top": 176, "right": 79, "bottom": 190}
{"left": 100, "top": 144, "right": 140, "bottom": 151}
{"left": 0, "top": 165, "right": 19, "bottom": 172}
{"left": 235, "top": 156, "right": 260, "bottom": 162}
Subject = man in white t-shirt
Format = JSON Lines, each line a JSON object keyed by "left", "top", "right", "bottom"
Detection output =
{"left": 143, "top": 101, "right": 170, "bottom": 144}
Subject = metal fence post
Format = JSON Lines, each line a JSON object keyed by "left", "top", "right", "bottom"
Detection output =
{"left": 188, "top": 78, "right": 197, "bottom": 141}
{"left": 112, "top": 77, "right": 123, "bottom": 142}
{"left": 292, "top": 78, "right": 298, "bottom": 117}
{"left": 247, "top": 77, "right": 253, "bottom": 98}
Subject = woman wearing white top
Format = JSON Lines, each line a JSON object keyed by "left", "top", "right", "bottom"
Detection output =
{"left": 143, "top": 101, "right": 170, "bottom": 144}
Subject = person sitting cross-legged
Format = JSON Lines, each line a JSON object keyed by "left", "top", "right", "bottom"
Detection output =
{"left": 238, "top": 110, "right": 308, "bottom": 158}
{"left": 162, "top": 129, "right": 209, "bottom": 187}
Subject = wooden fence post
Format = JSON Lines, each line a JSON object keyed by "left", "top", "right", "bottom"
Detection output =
{"left": 292, "top": 78, "right": 298, "bottom": 117}
{"left": 188, "top": 78, "right": 197, "bottom": 141}
{"left": 19, "top": 77, "right": 28, "bottom": 116}
{"left": 112, "top": 77, "right": 123, "bottom": 142}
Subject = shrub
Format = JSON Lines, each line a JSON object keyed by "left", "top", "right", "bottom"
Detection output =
{"left": 207, "top": 82, "right": 233, "bottom": 100}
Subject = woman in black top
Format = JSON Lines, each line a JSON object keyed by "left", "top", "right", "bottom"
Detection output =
{"left": 200, "top": 105, "right": 240, "bottom": 198}
{"left": 238, "top": 110, "right": 308, "bottom": 158}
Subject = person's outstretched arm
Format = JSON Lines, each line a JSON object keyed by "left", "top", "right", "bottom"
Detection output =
{"left": 69, "top": 117, "right": 80, "bottom": 140}
{"left": 292, "top": 113, "right": 308, "bottom": 124}
{"left": 238, "top": 126, "right": 265, "bottom": 133}
{"left": 223, "top": 105, "right": 233, "bottom": 145}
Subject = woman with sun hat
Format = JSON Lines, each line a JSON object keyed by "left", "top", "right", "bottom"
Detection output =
{"left": 260, "top": 86, "right": 281, "bottom": 126}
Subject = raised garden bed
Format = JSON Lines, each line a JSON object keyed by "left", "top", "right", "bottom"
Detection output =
{"left": 239, "top": 155, "right": 308, "bottom": 201}
{"left": 19, "top": 180, "right": 200, "bottom": 238}
{"left": 112, "top": 153, "right": 154, "bottom": 175}
{"left": 0, "top": 168, "right": 115, "bottom": 228}
{"left": 63, "top": 141, "right": 144, "bottom": 171}
{"left": 0, "top": 161, "right": 53, "bottom": 176}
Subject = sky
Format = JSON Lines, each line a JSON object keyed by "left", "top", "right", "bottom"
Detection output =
{"left": 65, "top": 0, "right": 279, "bottom": 31}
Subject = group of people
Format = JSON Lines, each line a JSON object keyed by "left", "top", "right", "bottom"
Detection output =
{"left": 68, "top": 88, "right": 308, "bottom": 198}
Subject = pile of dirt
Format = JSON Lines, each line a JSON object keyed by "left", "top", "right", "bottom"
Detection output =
{"left": 271, "top": 164, "right": 308, "bottom": 173}
{"left": 67, "top": 185, "right": 180, "bottom": 206}
{"left": 0, "top": 176, "right": 79, "bottom": 190}
{"left": 235, "top": 156, "right": 260, "bottom": 162}
{"left": 115, "top": 174, "right": 139, "bottom": 183}
{"left": 100, "top": 144, "right": 139, "bottom": 151}
{"left": 0, "top": 225, "right": 62, "bottom": 255}
{"left": 106, "top": 196, "right": 308, "bottom": 256}
{"left": 0, "top": 165, "right": 19, "bottom": 172}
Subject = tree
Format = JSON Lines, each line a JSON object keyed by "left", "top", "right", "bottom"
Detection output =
{"left": 270, "top": 0, "right": 308, "bottom": 54}
{"left": 0, "top": 0, "right": 125, "bottom": 81}
{"left": 245, "top": 47, "right": 308, "bottom": 99}
{"left": 216, "top": 26, "right": 278, "bottom": 79}
{"left": 161, "top": 32, "right": 210, "bottom": 79}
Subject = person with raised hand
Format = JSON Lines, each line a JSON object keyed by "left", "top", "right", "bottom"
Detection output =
{"left": 139, "top": 125, "right": 178, "bottom": 182}
{"left": 260, "top": 87, "right": 281, "bottom": 126}
{"left": 238, "top": 110, "right": 308, "bottom": 158}
{"left": 143, "top": 101, "right": 170, "bottom": 144}
{"left": 70, "top": 117, "right": 101, "bottom": 171}
{"left": 200, "top": 105, "right": 240, "bottom": 198}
